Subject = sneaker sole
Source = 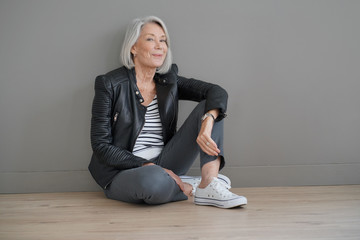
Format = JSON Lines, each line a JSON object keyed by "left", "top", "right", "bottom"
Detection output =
{"left": 194, "top": 196, "right": 247, "bottom": 209}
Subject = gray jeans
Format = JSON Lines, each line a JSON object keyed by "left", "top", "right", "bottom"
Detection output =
{"left": 104, "top": 101, "right": 225, "bottom": 205}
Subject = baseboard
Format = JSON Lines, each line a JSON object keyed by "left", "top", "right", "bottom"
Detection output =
{"left": 0, "top": 170, "right": 102, "bottom": 194}
{"left": 1, "top": 163, "right": 359, "bottom": 193}
{"left": 188, "top": 163, "right": 360, "bottom": 187}
{"left": 189, "top": 163, "right": 360, "bottom": 187}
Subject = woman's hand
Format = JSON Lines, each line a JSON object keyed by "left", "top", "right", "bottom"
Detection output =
{"left": 196, "top": 110, "right": 221, "bottom": 156}
{"left": 143, "top": 163, "right": 192, "bottom": 196}
{"left": 164, "top": 169, "right": 193, "bottom": 197}
{"left": 163, "top": 168, "right": 185, "bottom": 192}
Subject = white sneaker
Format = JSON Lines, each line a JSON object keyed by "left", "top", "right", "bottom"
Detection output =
{"left": 194, "top": 177, "right": 247, "bottom": 208}
{"left": 180, "top": 174, "right": 231, "bottom": 195}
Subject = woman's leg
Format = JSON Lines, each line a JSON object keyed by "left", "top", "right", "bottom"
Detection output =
{"left": 198, "top": 157, "right": 221, "bottom": 188}
{"left": 156, "top": 101, "right": 225, "bottom": 177}
{"left": 155, "top": 101, "right": 247, "bottom": 208}
{"left": 104, "top": 165, "right": 187, "bottom": 205}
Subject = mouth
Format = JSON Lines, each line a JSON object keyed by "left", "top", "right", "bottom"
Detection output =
{"left": 152, "top": 54, "right": 163, "bottom": 58}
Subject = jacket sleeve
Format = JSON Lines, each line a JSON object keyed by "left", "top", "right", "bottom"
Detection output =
{"left": 90, "top": 75, "right": 150, "bottom": 169}
{"left": 174, "top": 65, "right": 228, "bottom": 121}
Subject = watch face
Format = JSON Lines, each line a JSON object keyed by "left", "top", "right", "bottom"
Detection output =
{"left": 201, "top": 113, "right": 215, "bottom": 121}
{"left": 201, "top": 113, "right": 209, "bottom": 121}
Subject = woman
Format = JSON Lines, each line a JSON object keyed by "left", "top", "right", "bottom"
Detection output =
{"left": 89, "top": 16, "right": 247, "bottom": 208}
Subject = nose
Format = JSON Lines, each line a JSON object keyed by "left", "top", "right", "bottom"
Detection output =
{"left": 155, "top": 40, "right": 162, "bottom": 49}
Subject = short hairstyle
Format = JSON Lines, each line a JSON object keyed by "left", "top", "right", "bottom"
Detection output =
{"left": 120, "top": 16, "right": 172, "bottom": 74}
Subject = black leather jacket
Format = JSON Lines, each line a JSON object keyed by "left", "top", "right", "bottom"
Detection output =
{"left": 88, "top": 64, "right": 228, "bottom": 189}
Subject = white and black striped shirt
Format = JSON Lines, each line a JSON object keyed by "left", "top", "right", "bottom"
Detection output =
{"left": 133, "top": 96, "right": 164, "bottom": 160}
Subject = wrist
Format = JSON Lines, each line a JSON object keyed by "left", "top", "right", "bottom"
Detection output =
{"left": 201, "top": 112, "right": 215, "bottom": 122}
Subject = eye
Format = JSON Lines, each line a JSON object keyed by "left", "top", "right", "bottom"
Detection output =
{"left": 160, "top": 39, "right": 167, "bottom": 43}
{"left": 146, "top": 38, "right": 154, "bottom": 41}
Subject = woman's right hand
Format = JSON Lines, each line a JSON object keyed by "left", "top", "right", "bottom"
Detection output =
{"left": 143, "top": 163, "right": 192, "bottom": 196}
{"left": 163, "top": 169, "right": 192, "bottom": 197}
{"left": 163, "top": 168, "right": 185, "bottom": 192}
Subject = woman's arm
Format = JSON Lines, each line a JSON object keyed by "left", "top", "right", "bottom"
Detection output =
{"left": 196, "top": 109, "right": 221, "bottom": 156}
{"left": 177, "top": 75, "right": 228, "bottom": 121}
{"left": 175, "top": 65, "right": 228, "bottom": 155}
{"left": 91, "top": 75, "right": 149, "bottom": 169}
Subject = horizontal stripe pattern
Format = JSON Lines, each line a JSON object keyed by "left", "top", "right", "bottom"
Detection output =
{"left": 133, "top": 96, "right": 164, "bottom": 160}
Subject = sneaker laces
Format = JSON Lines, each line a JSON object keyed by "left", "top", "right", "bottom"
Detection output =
{"left": 196, "top": 178, "right": 230, "bottom": 195}
{"left": 210, "top": 178, "right": 235, "bottom": 198}
{"left": 182, "top": 176, "right": 231, "bottom": 195}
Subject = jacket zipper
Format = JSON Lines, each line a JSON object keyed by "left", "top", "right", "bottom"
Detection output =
{"left": 169, "top": 92, "right": 176, "bottom": 129}
{"left": 112, "top": 112, "right": 119, "bottom": 126}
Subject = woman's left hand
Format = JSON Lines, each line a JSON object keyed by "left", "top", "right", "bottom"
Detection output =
{"left": 196, "top": 111, "right": 221, "bottom": 156}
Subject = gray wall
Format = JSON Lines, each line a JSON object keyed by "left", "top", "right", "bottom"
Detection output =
{"left": 1, "top": 0, "right": 359, "bottom": 193}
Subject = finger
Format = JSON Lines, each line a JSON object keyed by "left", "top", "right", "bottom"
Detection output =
{"left": 201, "top": 142, "right": 219, "bottom": 156}
{"left": 177, "top": 180, "right": 185, "bottom": 192}
{"left": 173, "top": 175, "right": 185, "bottom": 191}
{"left": 183, "top": 183, "right": 193, "bottom": 196}
{"left": 199, "top": 138, "right": 216, "bottom": 155}
{"left": 173, "top": 176, "right": 184, "bottom": 191}
{"left": 203, "top": 139, "right": 220, "bottom": 155}
{"left": 165, "top": 169, "right": 185, "bottom": 191}
{"left": 197, "top": 135, "right": 220, "bottom": 156}
{"left": 206, "top": 139, "right": 220, "bottom": 153}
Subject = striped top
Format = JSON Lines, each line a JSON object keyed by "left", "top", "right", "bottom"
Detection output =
{"left": 133, "top": 96, "right": 164, "bottom": 160}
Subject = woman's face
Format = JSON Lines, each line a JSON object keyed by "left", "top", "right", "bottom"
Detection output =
{"left": 131, "top": 22, "right": 168, "bottom": 70}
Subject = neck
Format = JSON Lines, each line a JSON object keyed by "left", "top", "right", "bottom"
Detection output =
{"left": 134, "top": 64, "right": 156, "bottom": 83}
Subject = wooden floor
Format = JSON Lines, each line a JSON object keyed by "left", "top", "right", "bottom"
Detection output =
{"left": 1, "top": 185, "right": 360, "bottom": 240}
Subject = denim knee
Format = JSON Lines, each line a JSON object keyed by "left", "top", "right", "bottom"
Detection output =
{"left": 137, "top": 166, "right": 178, "bottom": 205}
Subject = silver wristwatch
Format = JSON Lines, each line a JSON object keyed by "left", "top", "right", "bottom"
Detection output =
{"left": 201, "top": 113, "right": 215, "bottom": 122}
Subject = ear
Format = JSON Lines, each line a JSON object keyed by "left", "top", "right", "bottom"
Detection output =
{"left": 131, "top": 45, "right": 137, "bottom": 56}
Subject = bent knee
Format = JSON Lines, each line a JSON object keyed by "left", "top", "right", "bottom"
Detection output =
{"left": 137, "top": 166, "right": 177, "bottom": 204}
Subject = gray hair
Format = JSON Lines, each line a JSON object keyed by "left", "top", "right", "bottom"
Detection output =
{"left": 120, "top": 16, "right": 172, "bottom": 74}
